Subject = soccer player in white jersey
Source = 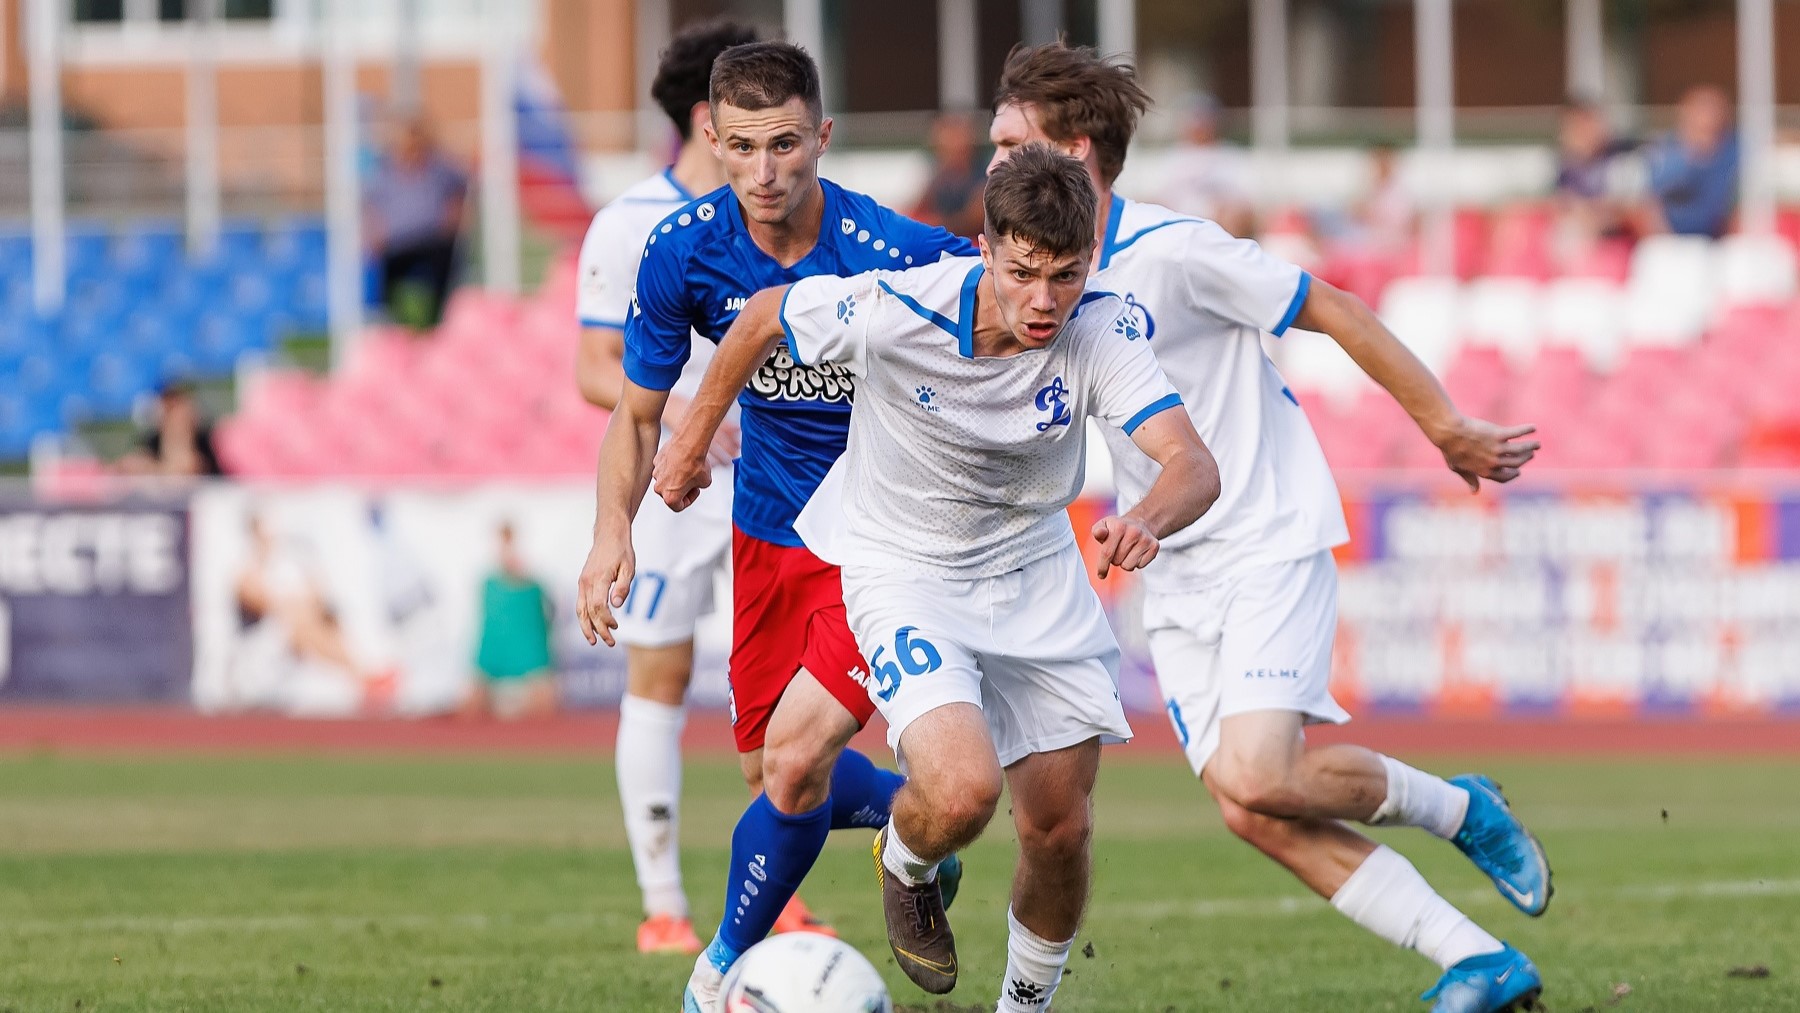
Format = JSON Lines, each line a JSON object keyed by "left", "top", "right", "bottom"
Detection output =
{"left": 655, "top": 146, "right": 1221, "bottom": 1012}
{"left": 988, "top": 44, "right": 1550, "bottom": 1013}
{"left": 574, "top": 20, "right": 779, "bottom": 956}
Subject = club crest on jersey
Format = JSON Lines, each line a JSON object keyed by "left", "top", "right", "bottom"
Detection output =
{"left": 1115, "top": 293, "right": 1155, "bottom": 340}
{"left": 1034, "top": 376, "right": 1072, "bottom": 431}
{"left": 751, "top": 344, "right": 856, "bottom": 404}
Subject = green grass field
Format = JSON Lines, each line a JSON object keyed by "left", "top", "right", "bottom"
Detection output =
{"left": 1, "top": 752, "right": 1796, "bottom": 1012}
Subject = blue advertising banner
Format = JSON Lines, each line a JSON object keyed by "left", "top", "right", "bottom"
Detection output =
{"left": 0, "top": 494, "right": 192, "bottom": 702}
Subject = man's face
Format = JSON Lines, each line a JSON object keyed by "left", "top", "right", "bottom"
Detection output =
{"left": 706, "top": 98, "right": 831, "bottom": 225}
{"left": 987, "top": 102, "right": 1079, "bottom": 174}
{"left": 978, "top": 231, "right": 1092, "bottom": 350}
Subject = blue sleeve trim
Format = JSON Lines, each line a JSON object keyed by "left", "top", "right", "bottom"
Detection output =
{"left": 623, "top": 357, "right": 682, "bottom": 392}
{"left": 956, "top": 264, "right": 986, "bottom": 358}
{"left": 580, "top": 316, "right": 629, "bottom": 330}
{"left": 1123, "top": 393, "right": 1184, "bottom": 435}
{"left": 1272, "top": 272, "right": 1312, "bottom": 337}
{"left": 879, "top": 279, "right": 957, "bottom": 337}
{"left": 778, "top": 285, "right": 807, "bottom": 365}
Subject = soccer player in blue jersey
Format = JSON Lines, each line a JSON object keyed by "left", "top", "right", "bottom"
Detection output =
{"left": 986, "top": 43, "right": 1548, "bottom": 1013}
{"left": 573, "top": 41, "right": 974, "bottom": 1012}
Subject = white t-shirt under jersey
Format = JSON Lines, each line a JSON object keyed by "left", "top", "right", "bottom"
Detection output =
{"left": 1092, "top": 195, "right": 1348, "bottom": 592}
{"left": 575, "top": 168, "right": 718, "bottom": 400}
{"left": 789, "top": 256, "right": 1182, "bottom": 580}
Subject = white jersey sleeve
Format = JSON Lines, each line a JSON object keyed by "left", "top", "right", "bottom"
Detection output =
{"left": 1085, "top": 305, "right": 1184, "bottom": 434}
{"left": 776, "top": 271, "right": 883, "bottom": 377}
{"left": 1180, "top": 218, "right": 1311, "bottom": 336}
{"left": 575, "top": 204, "right": 641, "bottom": 329}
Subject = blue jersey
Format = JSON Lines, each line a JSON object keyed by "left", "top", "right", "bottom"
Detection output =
{"left": 624, "top": 178, "right": 974, "bottom": 546}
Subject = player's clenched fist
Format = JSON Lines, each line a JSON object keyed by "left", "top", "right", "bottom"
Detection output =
{"left": 1091, "top": 515, "right": 1159, "bottom": 579}
{"left": 652, "top": 439, "right": 713, "bottom": 512}
{"left": 576, "top": 535, "right": 636, "bottom": 647}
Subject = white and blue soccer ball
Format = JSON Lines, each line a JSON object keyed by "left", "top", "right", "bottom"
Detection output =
{"left": 719, "top": 932, "right": 892, "bottom": 1013}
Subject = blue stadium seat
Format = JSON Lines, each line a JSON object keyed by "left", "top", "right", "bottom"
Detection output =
{"left": 191, "top": 312, "right": 256, "bottom": 374}
{"left": 86, "top": 350, "right": 153, "bottom": 418}
{"left": 65, "top": 220, "right": 113, "bottom": 277}
{"left": 267, "top": 216, "right": 328, "bottom": 272}
{"left": 0, "top": 230, "right": 31, "bottom": 277}
{"left": 219, "top": 218, "right": 266, "bottom": 261}
{"left": 114, "top": 219, "right": 184, "bottom": 278}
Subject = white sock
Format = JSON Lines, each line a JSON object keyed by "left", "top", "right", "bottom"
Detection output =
{"left": 1330, "top": 845, "right": 1504, "bottom": 970}
{"left": 1368, "top": 755, "right": 1470, "bottom": 839}
{"left": 881, "top": 822, "right": 938, "bottom": 886}
{"left": 616, "top": 694, "right": 688, "bottom": 918}
{"left": 996, "top": 907, "right": 1074, "bottom": 1012}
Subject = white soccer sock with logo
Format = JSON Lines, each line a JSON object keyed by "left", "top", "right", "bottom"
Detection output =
{"left": 616, "top": 694, "right": 688, "bottom": 918}
{"left": 1330, "top": 845, "right": 1503, "bottom": 970}
{"left": 995, "top": 907, "right": 1074, "bottom": 1013}
{"left": 1367, "top": 755, "right": 1470, "bottom": 839}
{"left": 880, "top": 821, "right": 939, "bottom": 886}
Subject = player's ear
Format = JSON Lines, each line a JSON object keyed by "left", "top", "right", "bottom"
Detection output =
{"left": 977, "top": 232, "right": 992, "bottom": 268}
{"left": 816, "top": 116, "right": 834, "bottom": 154}
{"left": 689, "top": 101, "right": 711, "bottom": 141}
{"left": 1065, "top": 135, "right": 1093, "bottom": 166}
{"left": 703, "top": 118, "right": 721, "bottom": 156}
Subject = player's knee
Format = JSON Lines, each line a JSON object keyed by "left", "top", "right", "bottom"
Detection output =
{"left": 1209, "top": 755, "right": 1305, "bottom": 819}
{"left": 922, "top": 771, "right": 1002, "bottom": 837}
{"left": 1215, "top": 794, "right": 1290, "bottom": 848}
{"left": 760, "top": 737, "right": 837, "bottom": 814}
{"left": 1016, "top": 804, "right": 1092, "bottom": 867}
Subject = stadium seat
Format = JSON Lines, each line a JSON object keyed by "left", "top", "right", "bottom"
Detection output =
{"left": 1715, "top": 233, "right": 1797, "bottom": 310}
{"left": 1460, "top": 277, "right": 1541, "bottom": 367}
{"left": 1540, "top": 277, "right": 1625, "bottom": 371}
{"left": 1376, "top": 276, "right": 1461, "bottom": 373}
{"left": 1624, "top": 235, "right": 1716, "bottom": 348}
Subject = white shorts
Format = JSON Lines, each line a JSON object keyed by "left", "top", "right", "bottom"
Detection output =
{"left": 1143, "top": 549, "right": 1351, "bottom": 776}
{"left": 842, "top": 543, "right": 1133, "bottom": 769}
{"left": 615, "top": 463, "right": 733, "bottom": 649}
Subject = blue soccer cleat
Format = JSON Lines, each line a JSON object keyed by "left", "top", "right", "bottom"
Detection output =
{"left": 938, "top": 852, "right": 964, "bottom": 910}
{"left": 1449, "top": 774, "right": 1553, "bottom": 916}
{"left": 1422, "top": 944, "right": 1543, "bottom": 1013}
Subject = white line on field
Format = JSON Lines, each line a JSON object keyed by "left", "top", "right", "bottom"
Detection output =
{"left": 5, "top": 878, "right": 1799, "bottom": 936}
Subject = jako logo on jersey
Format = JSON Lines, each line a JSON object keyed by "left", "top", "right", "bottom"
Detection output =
{"left": 836, "top": 294, "right": 857, "bottom": 323}
{"left": 696, "top": 202, "right": 715, "bottom": 221}
{"left": 724, "top": 296, "right": 749, "bottom": 313}
{"left": 914, "top": 385, "right": 940, "bottom": 414}
{"left": 1115, "top": 293, "right": 1155, "bottom": 340}
{"left": 841, "top": 217, "right": 857, "bottom": 235}
{"left": 1034, "top": 376, "right": 1072, "bottom": 431}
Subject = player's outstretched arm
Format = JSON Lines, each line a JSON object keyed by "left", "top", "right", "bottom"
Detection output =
{"left": 577, "top": 379, "right": 671, "bottom": 648}
{"left": 1294, "top": 278, "right": 1540, "bottom": 491}
{"left": 654, "top": 285, "right": 792, "bottom": 511}
{"left": 1094, "top": 409, "right": 1221, "bottom": 579}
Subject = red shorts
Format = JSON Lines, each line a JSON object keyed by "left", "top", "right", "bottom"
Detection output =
{"left": 728, "top": 527, "right": 876, "bottom": 753}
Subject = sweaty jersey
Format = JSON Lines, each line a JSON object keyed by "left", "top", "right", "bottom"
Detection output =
{"left": 789, "top": 257, "right": 1181, "bottom": 580}
{"left": 1092, "top": 195, "right": 1348, "bottom": 591}
{"left": 625, "top": 178, "right": 972, "bottom": 546}
{"left": 576, "top": 169, "right": 719, "bottom": 400}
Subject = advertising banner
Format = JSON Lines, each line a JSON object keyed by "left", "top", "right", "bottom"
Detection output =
{"left": 0, "top": 489, "right": 192, "bottom": 702}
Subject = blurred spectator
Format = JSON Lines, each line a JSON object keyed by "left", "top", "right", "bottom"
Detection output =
{"left": 907, "top": 112, "right": 987, "bottom": 239}
{"left": 1554, "top": 100, "right": 1637, "bottom": 241}
{"left": 1646, "top": 85, "right": 1739, "bottom": 239}
{"left": 463, "top": 522, "right": 557, "bottom": 720}
{"left": 117, "top": 382, "right": 223, "bottom": 478}
{"left": 1157, "top": 94, "right": 1253, "bottom": 237}
{"left": 1352, "top": 143, "right": 1416, "bottom": 258}
{"left": 365, "top": 116, "right": 469, "bottom": 329}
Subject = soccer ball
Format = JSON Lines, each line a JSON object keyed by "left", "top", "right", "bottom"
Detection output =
{"left": 719, "top": 932, "right": 892, "bottom": 1013}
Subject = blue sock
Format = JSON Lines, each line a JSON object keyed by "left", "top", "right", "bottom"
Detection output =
{"left": 829, "top": 748, "right": 905, "bottom": 830}
{"left": 712, "top": 793, "right": 831, "bottom": 965}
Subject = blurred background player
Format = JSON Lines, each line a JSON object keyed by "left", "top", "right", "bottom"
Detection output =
{"left": 572, "top": 19, "right": 757, "bottom": 957}
{"left": 656, "top": 144, "right": 1220, "bottom": 1011}
{"left": 573, "top": 41, "right": 974, "bottom": 1012}
{"left": 463, "top": 521, "right": 557, "bottom": 721}
{"left": 991, "top": 43, "right": 1549, "bottom": 1013}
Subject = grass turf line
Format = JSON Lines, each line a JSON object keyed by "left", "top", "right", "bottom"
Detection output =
{"left": 0, "top": 755, "right": 1795, "bottom": 1012}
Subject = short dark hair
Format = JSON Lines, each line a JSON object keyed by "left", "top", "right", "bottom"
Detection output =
{"left": 994, "top": 42, "right": 1151, "bottom": 186}
{"left": 652, "top": 20, "right": 759, "bottom": 140}
{"left": 983, "top": 143, "right": 1097, "bottom": 259}
{"left": 709, "top": 41, "right": 823, "bottom": 124}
